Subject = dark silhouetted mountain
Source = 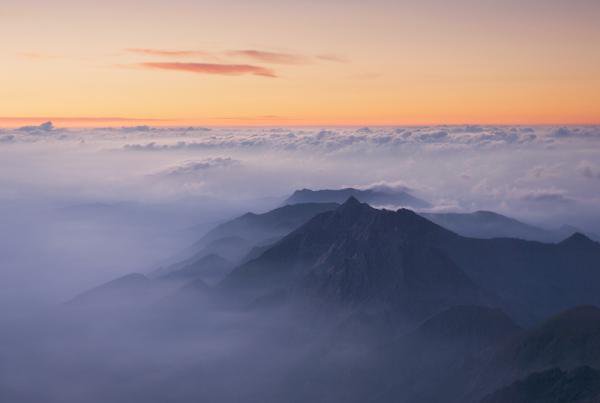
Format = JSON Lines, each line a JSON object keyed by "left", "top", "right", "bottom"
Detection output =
{"left": 224, "top": 197, "right": 486, "bottom": 321}
{"left": 284, "top": 187, "right": 431, "bottom": 208}
{"left": 421, "top": 210, "right": 559, "bottom": 242}
{"left": 480, "top": 366, "right": 600, "bottom": 403}
{"left": 159, "top": 253, "right": 233, "bottom": 285}
{"left": 466, "top": 306, "right": 600, "bottom": 402}
{"left": 416, "top": 304, "right": 521, "bottom": 348}
{"left": 496, "top": 306, "right": 600, "bottom": 373}
{"left": 223, "top": 199, "right": 600, "bottom": 325}
{"left": 281, "top": 305, "right": 521, "bottom": 403}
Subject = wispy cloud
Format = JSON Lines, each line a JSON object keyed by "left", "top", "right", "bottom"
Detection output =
{"left": 126, "top": 47, "right": 343, "bottom": 66}
{"left": 139, "top": 62, "right": 277, "bottom": 78}
{"left": 126, "top": 48, "right": 212, "bottom": 58}
{"left": 226, "top": 50, "right": 309, "bottom": 65}
{"left": 316, "top": 53, "right": 349, "bottom": 63}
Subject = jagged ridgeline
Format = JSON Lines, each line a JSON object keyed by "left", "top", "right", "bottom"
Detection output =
{"left": 66, "top": 197, "right": 600, "bottom": 403}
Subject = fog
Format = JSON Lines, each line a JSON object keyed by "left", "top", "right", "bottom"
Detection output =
{"left": 2, "top": 124, "right": 600, "bottom": 304}
{"left": 1, "top": 124, "right": 600, "bottom": 402}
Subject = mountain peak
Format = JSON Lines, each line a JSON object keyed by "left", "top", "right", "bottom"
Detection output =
{"left": 283, "top": 186, "right": 431, "bottom": 208}
{"left": 343, "top": 195, "right": 361, "bottom": 206}
{"left": 559, "top": 232, "right": 596, "bottom": 248}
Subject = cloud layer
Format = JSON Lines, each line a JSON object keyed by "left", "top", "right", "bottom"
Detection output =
{"left": 139, "top": 62, "right": 277, "bottom": 77}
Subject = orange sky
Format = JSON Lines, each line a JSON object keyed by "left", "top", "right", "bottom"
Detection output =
{"left": 1, "top": 0, "right": 599, "bottom": 127}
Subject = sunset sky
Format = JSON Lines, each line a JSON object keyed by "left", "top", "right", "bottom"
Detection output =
{"left": 2, "top": 0, "right": 599, "bottom": 127}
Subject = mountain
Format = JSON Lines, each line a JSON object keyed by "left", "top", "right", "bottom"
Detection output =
{"left": 223, "top": 197, "right": 486, "bottom": 322}
{"left": 278, "top": 305, "right": 522, "bottom": 403}
{"left": 191, "top": 202, "right": 339, "bottom": 261}
{"left": 284, "top": 187, "right": 431, "bottom": 208}
{"left": 153, "top": 202, "right": 340, "bottom": 281}
{"left": 480, "top": 366, "right": 600, "bottom": 403}
{"left": 159, "top": 253, "right": 233, "bottom": 285}
{"left": 200, "top": 202, "right": 340, "bottom": 246}
{"left": 67, "top": 273, "right": 157, "bottom": 307}
{"left": 495, "top": 306, "right": 600, "bottom": 374}
{"left": 466, "top": 306, "right": 600, "bottom": 402}
{"left": 421, "top": 210, "right": 559, "bottom": 242}
{"left": 223, "top": 198, "right": 600, "bottom": 324}
{"left": 422, "top": 211, "right": 598, "bottom": 242}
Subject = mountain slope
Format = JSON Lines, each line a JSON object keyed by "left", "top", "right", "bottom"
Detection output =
{"left": 223, "top": 197, "right": 486, "bottom": 321}
{"left": 480, "top": 366, "right": 600, "bottom": 403}
{"left": 284, "top": 187, "right": 430, "bottom": 208}
{"left": 422, "top": 210, "right": 598, "bottom": 242}
{"left": 466, "top": 306, "right": 600, "bottom": 402}
{"left": 159, "top": 253, "right": 233, "bottom": 285}
{"left": 223, "top": 198, "right": 600, "bottom": 325}
{"left": 421, "top": 210, "right": 558, "bottom": 242}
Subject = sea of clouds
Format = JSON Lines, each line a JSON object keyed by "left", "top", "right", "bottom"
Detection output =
{"left": 1, "top": 123, "right": 600, "bottom": 306}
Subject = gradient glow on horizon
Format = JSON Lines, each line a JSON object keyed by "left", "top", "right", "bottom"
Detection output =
{"left": 2, "top": 0, "right": 600, "bottom": 127}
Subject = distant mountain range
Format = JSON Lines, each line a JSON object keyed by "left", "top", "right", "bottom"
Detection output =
{"left": 67, "top": 196, "right": 600, "bottom": 403}
{"left": 422, "top": 210, "right": 597, "bottom": 243}
{"left": 284, "top": 187, "right": 431, "bottom": 208}
{"left": 223, "top": 197, "right": 600, "bottom": 324}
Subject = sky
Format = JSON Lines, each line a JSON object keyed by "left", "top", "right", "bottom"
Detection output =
{"left": 1, "top": 0, "right": 600, "bottom": 126}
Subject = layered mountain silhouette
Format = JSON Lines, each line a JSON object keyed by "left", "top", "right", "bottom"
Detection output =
{"left": 422, "top": 210, "right": 562, "bottom": 242}
{"left": 423, "top": 210, "right": 598, "bottom": 243}
{"left": 284, "top": 187, "right": 431, "bottom": 208}
{"left": 480, "top": 366, "right": 600, "bottom": 403}
{"left": 223, "top": 197, "right": 486, "bottom": 321}
{"left": 64, "top": 196, "right": 600, "bottom": 403}
{"left": 223, "top": 198, "right": 600, "bottom": 324}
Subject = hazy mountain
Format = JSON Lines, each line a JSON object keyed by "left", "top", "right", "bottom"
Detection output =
{"left": 223, "top": 198, "right": 600, "bottom": 324}
{"left": 67, "top": 273, "right": 156, "bottom": 307}
{"left": 284, "top": 187, "right": 431, "bottom": 208}
{"left": 223, "top": 197, "right": 487, "bottom": 322}
{"left": 421, "top": 210, "right": 559, "bottom": 242}
{"left": 480, "top": 366, "right": 600, "bottom": 403}
{"left": 200, "top": 202, "right": 340, "bottom": 245}
{"left": 466, "top": 306, "right": 600, "bottom": 402}
{"left": 180, "top": 202, "right": 339, "bottom": 263}
{"left": 159, "top": 253, "right": 233, "bottom": 285}
{"left": 422, "top": 210, "right": 598, "bottom": 242}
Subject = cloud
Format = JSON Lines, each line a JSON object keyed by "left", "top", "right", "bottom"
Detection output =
{"left": 158, "top": 158, "right": 240, "bottom": 177}
{"left": 0, "top": 134, "right": 15, "bottom": 143}
{"left": 17, "top": 121, "right": 55, "bottom": 133}
{"left": 226, "top": 49, "right": 309, "bottom": 65}
{"left": 139, "top": 62, "right": 277, "bottom": 77}
{"left": 316, "top": 53, "right": 349, "bottom": 63}
{"left": 518, "top": 189, "right": 575, "bottom": 205}
{"left": 126, "top": 48, "right": 211, "bottom": 58}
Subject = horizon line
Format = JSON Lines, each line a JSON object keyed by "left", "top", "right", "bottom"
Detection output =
{"left": 1, "top": 116, "right": 599, "bottom": 129}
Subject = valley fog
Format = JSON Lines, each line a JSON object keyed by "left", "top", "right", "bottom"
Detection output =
{"left": 1, "top": 124, "right": 600, "bottom": 402}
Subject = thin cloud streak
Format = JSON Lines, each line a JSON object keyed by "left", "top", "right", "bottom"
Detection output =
{"left": 316, "top": 53, "right": 349, "bottom": 63}
{"left": 139, "top": 62, "right": 277, "bottom": 78}
{"left": 126, "top": 48, "right": 212, "bottom": 58}
{"left": 226, "top": 49, "right": 310, "bottom": 65}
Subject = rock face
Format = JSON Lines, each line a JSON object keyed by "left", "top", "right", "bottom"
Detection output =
{"left": 284, "top": 187, "right": 431, "bottom": 208}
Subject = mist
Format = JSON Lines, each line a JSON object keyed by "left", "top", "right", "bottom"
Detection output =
{"left": 1, "top": 124, "right": 600, "bottom": 402}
